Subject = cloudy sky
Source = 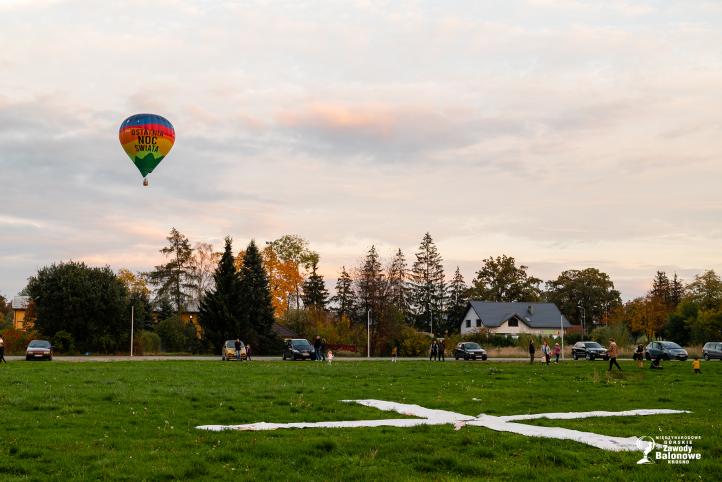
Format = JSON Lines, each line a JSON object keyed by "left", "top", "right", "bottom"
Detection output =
{"left": 2, "top": 0, "right": 722, "bottom": 300}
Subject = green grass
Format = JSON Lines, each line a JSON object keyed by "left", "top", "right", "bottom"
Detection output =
{"left": 0, "top": 360, "right": 719, "bottom": 480}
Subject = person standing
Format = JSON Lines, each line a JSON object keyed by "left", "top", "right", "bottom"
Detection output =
{"left": 429, "top": 340, "right": 438, "bottom": 361}
{"left": 245, "top": 343, "right": 252, "bottom": 361}
{"left": 234, "top": 338, "right": 242, "bottom": 361}
{"left": 553, "top": 342, "right": 561, "bottom": 364}
{"left": 391, "top": 345, "right": 398, "bottom": 363}
{"left": 692, "top": 357, "right": 701, "bottom": 374}
{"left": 0, "top": 334, "right": 6, "bottom": 364}
{"left": 528, "top": 339, "right": 536, "bottom": 364}
{"left": 634, "top": 344, "right": 644, "bottom": 368}
{"left": 438, "top": 339, "right": 445, "bottom": 362}
{"left": 608, "top": 338, "right": 622, "bottom": 371}
{"left": 542, "top": 340, "right": 551, "bottom": 366}
{"left": 314, "top": 336, "right": 322, "bottom": 361}
{"left": 320, "top": 338, "right": 327, "bottom": 362}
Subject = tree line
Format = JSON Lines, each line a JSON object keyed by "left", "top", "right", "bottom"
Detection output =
{"left": 3, "top": 228, "right": 720, "bottom": 354}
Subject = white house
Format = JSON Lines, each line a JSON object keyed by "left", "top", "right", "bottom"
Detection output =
{"left": 460, "top": 301, "right": 571, "bottom": 337}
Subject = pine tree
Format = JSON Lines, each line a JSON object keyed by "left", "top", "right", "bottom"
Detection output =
{"left": 301, "top": 254, "right": 329, "bottom": 310}
{"left": 199, "top": 237, "right": 244, "bottom": 349}
{"left": 331, "top": 266, "right": 356, "bottom": 320}
{"left": 387, "top": 249, "right": 410, "bottom": 321}
{"left": 148, "top": 227, "right": 195, "bottom": 313}
{"left": 650, "top": 271, "right": 672, "bottom": 307}
{"left": 670, "top": 273, "right": 684, "bottom": 307}
{"left": 445, "top": 266, "right": 468, "bottom": 335}
{"left": 409, "top": 233, "right": 445, "bottom": 333}
{"left": 357, "top": 245, "right": 386, "bottom": 317}
{"left": 238, "top": 240, "right": 277, "bottom": 352}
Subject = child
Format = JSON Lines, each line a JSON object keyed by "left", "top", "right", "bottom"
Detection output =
{"left": 553, "top": 342, "right": 561, "bottom": 364}
{"left": 391, "top": 346, "right": 398, "bottom": 363}
{"left": 326, "top": 350, "right": 334, "bottom": 364}
{"left": 692, "top": 357, "right": 701, "bottom": 374}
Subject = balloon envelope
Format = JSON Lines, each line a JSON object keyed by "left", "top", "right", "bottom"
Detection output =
{"left": 119, "top": 114, "right": 175, "bottom": 178}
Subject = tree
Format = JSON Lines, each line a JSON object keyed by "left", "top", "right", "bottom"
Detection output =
{"left": 188, "top": 242, "right": 220, "bottom": 307}
{"left": 686, "top": 270, "right": 722, "bottom": 310}
{"left": 148, "top": 228, "right": 194, "bottom": 313}
{"left": 331, "top": 266, "right": 356, "bottom": 321}
{"left": 650, "top": 271, "right": 672, "bottom": 308}
{"left": 545, "top": 268, "right": 621, "bottom": 329}
{"left": 117, "top": 268, "right": 152, "bottom": 330}
{"left": 445, "top": 266, "right": 468, "bottom": 334}
{"left": 670, "top": 273, "right": 684, "bottom": 307}
{"left": 267, "top": 235, "right": 315, "bottom": 310}
{"left": 357, "top": 245, "right": 386, "bottom": 317}
{"left": 301, "top": 253, "right": 329, "bottom": 310}
{"left": 199, "top": 237, "right": 244, "bottom": 349}
{"left": 25, "top": 261, "right": 129, "bottom": 353}
{"left": 386, "top": 249, "right": 411, "bottom": 321}
{"left": 238, "top": 240, "right": 277, "bottom": 353}
{"left": 409, "top": 233, "right": 446, "bottom": 332}
{"left": 469, "top": 255, "right": 541, "bottom": 302}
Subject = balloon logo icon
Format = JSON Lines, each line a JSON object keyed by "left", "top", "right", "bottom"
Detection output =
{"left": 119, "top": 113, "right": 175, "bottom": 186}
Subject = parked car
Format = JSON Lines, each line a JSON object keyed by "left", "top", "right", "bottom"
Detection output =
{"left": 221, "top": 339, "right": 247, "bottom": 361}
{"left": 645, "top": 341, "right": 688, "bottom": 361}
{"left": 571, "top": 341, "right": 609, "bottom": 361}
{"left": 702, "top": 342, "right": 722, "bottom": 361}
{"left": 453, "top": 342, "right": 487, "bottom": 360}
{"left": 26, "top": 340, "right": 53, "bottom": 361}
{"left": 283, "top": 338, "right": 315, "bottom": 360}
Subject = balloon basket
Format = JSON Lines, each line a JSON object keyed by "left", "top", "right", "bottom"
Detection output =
{"left": 143, "top": 178, "right": 149, "bottom": 187}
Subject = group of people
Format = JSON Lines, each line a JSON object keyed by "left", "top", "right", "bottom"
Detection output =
{"left": 234, "top": 339, "right": 252, "bottom": 360}
{"left": 313, "top": 336, "right": 334, "bottom": 363}
{"left": 528, "top": 339, "right": 562, "bottom": 365}
{"left": 429, "top": 339, "right": 446, "bottom": 361}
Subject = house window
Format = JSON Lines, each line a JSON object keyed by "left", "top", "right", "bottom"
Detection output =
{"left": 508, "top": 318, "right": 518, "bottom": 327}
{"left": 476, "top": 319, "right": 481, "bottom": 327}
{"left": 466, "top": 320, "right": 471, "bottom": 328}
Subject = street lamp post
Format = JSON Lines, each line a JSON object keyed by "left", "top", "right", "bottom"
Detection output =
{"left": 367, "top": 309, "right": 371, "bottom": 358}
{"left": 130, "top": 305, "right": 134, "bottom": 357}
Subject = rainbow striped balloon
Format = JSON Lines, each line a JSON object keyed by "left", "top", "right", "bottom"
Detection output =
{"left": 119, "top": 114, "right": 175, "bottom": 182}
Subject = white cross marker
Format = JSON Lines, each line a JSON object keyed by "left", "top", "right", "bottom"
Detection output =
{"left": 197, "top": 399, "right": 688, "bottom": 453}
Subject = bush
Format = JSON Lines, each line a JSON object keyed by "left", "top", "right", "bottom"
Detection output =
{"left": 52, "top": 330, "right": 76, "bottom": 354}
{"left": 398, "top": 327, "right": 433, "bottom": 357}
{"left": 156, "top": 316, "right": 198, "bottom": 353}
{"left": 0, "top": 328, "right": 39, "bottom": 355}
{"left": 134, "top": 330, "right": 161, "bottom": 355}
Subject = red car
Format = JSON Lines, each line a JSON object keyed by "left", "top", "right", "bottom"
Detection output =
{"left": 26, "top": 340, "right": 53, "bottom": 361}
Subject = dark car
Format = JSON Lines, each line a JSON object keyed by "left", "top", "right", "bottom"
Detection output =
{"left": 645, "top": 341, "right": 688, "bottom": 361}
{"left": 453, "top": 342, "right": 487, "bottom": 360}
{"left": 282, "top": 338, "right": 315, "bottom": 360}
{"left": 26, "top": 339, "right": 53, "bottom": 361}
{"left": 702, "top": 342, "right": 722, "bottom": 361}
{"left": 571, "top": 341, "right": 609, "bottom": 361}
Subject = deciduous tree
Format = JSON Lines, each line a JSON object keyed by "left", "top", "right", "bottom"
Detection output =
{"left": 470, "top": 255, "right": 541, "bottom": 303}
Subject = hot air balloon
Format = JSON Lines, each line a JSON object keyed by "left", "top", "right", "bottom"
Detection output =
{"left": 119, "top": 114, "right": 175, "bottom": 186}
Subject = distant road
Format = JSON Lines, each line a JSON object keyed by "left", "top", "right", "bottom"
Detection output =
{"left": 4, "top": 355, "right": 632, "bottom": 363}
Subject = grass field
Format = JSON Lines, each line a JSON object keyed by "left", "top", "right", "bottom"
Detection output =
{"left": 0, "top": 359, "right": 719, "bottom": 481}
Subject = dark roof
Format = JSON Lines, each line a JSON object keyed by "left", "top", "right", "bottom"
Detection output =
{"left": 465, "top": 301, "right": 571, "bottom": 329}
{"left": 12, "top": 296, "right": 30, "bottom": 310}
{"left": 272, "top": 322, "right": 299, "bottom": 339}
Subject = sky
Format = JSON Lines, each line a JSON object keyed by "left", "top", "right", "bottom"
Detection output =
{"left": 2, "top": 0, "right": 722, "bottom": 301}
